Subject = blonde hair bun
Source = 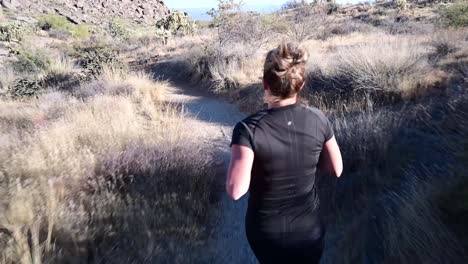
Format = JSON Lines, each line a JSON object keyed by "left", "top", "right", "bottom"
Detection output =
{"left": 264, "top": 42, "right": 309, "bottom": 99}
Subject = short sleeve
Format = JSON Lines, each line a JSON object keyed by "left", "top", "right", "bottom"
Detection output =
{"left": 324, "top": 116, "right": 334, "bottom": 142}
{"left": 230, "top": 122, "right": 253, "bottom": 149}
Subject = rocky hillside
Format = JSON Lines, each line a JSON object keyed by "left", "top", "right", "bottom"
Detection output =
{"left": 0, "top": 0, "right": 170, "bottom": 24}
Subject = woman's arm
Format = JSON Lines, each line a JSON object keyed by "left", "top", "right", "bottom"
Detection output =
{"left": 226, "top": 144, "right": 254, "bottom": 200}
{"left": 318, "top": 136, "right": 343, "bottom": 177}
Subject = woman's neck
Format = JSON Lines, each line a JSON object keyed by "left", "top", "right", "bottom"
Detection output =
{"left": 268, "top": 96, "right": 297, "bottom": 109}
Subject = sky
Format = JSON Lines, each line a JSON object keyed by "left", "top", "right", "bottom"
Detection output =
{"left": 165, "top": 0, "right": 359, "bottom": 9}
{"left": 165, "top": 0, "right": 364, "bottom": 20}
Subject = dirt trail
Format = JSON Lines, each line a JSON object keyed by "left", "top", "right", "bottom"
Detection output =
{"left": 151, "top": 59, "right": 257, "bottom": 263}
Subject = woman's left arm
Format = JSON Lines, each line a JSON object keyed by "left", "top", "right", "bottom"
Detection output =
{"left": 226, "top": 144, "right": 254, "bottom": 200}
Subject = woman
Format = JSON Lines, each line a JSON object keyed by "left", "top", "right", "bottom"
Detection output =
{"left": 226, "top": 42, "right": 343, "bottom": 264}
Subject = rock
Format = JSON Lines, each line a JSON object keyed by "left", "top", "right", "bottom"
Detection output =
{"left": 1, "top": 0, "right": 21, "bottom": 10}
{"left": 0, "top": 47, "right": 9, "bottom": 57}
{"left": 15, "top": 16, "right": 37, "bottom": 24}
{"left": 54, "top": 8, "right": 81, "bottom": 24}
{"left": 2, "top": 0, "right": 170, "bottom": 25}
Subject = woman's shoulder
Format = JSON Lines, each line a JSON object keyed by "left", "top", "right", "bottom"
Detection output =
{"left": 239, "top": 109, "right": 270, "bottom": 127}
{"left": 298, "top": 104, "right": 329, "bottom": 123}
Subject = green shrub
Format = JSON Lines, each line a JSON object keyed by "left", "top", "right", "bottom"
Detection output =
{"left": 440, "top": 1, "right": 468, "bottom": 28}
{"left": 74, "top": 43, "right": 124, "bottom": 78}
{"left": 12, "top": 48, "right": 51, "bottom": 73}
{"left": 37, "top": 14, "right": 91, "bottom": 39}
{"left": 259, "top": 13, "right": 289, "bottom": 34}
{"left": 9, "top": 77, "right": 44, "bottom": 98}
{"left": 327, "top": 2, "right": 339, "bottom": 14}
{"left": 72, "top": 24, "right": 91, "bottom": 38}
{"left": 107, "top": 19, "right": 130, "bottom": 40}
{"left": 0, "top": 22, "right": 26, "bottom": 42}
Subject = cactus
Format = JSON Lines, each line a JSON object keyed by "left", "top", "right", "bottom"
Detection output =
{"left": 9, "top": 77, "right": 44, "bottom": 98}
{"left": 0, "top": 22, "right": 26, "bottom": 42}
{"left": 108, "top": 19, "right": 130, "bottom": 40}
{"left": 74, "top": 43, "right": 124, "bottom": 78}
{"left": 396, "top": 0, "right": 407, "bottom": 10}
{"left": 155, "top": 11, "right": 196, "bottom": 44}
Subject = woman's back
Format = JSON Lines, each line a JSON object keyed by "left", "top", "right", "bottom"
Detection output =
{"left": 232, "top": 103, "right": 333, "bottom": 255}
{"left": 226, "top": 42, "right": 342, "bottom": 264}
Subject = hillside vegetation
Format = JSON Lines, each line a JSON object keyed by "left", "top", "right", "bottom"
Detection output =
{"left": 0, "top": 0, "right": 467, "bottom": 263}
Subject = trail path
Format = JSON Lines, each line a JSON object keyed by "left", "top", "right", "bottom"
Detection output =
{"left": 151, "top": 59, "right": 257, "bottom": 263}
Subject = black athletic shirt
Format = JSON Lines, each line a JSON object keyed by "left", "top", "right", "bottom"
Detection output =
{"left": 230, "top": 102, "right": 334, "bottom": 242}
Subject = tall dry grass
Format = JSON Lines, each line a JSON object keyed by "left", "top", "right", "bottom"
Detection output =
{"left": 0, "top": 69, "right": 217, "bottom": 263}
{"left": 0, "top": 66, "right": 16, "bottom": 93}
{"left": 46, "top": 54, "right": 77, "bottom": 76}
{"left": 316, "top": 91, "right": 468, "bottom": 263}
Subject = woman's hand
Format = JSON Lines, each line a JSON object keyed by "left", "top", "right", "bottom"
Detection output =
{"left": 226, "top": 144, "right": 254, "bottom": 200}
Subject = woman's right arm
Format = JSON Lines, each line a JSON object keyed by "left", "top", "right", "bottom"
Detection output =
{"left": 319, "top": 136, "right": 343, "bottom": 177}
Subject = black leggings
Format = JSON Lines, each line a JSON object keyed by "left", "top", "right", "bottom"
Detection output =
{"left": 246, "top": 220, "right": 325, "bottom": 264}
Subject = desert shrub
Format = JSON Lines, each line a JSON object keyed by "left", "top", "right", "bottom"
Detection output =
{"left": 439, "top": 1, "right": 468, "bottom": 28}
{"left": 191, "top": 0, "right": 296, "bottom": 91}
{"left": 74, "top": 42, "right": 124, "bottom": 78}
{"left": 47, "top": 28, "right": 73, "bottom": 40}
{"left": 259, "top": 13, "right": 290, "bottom": 35}
{"left": 395, "top": 0, "right": 407, "bottom": 10}
{"left": 327, "top": 38, "right": 435, "bottom": 99}
{"left": 180, "top": 41, "right": 263, "bottom": 93}
{"left": 107, "top": 19, "right": 130, "bottom": 40}
{"left": 37, "top": 14, "right": 68, "bottom": 31}
{"left": 42, "top": 72, "right": 82, "bottom": 92}
{"left": 282, "top": 0, "right": 306, "bottom": 10}
{"left": 0, "top": 22, "right": 26, "bottom": 42}
{"left": 385, "top": 19, "right": 434, "bottom": 35}
{"left": 37, "top": 14, "right": 90, "bottom": 39}
{"left": 328, "top": 20, "right": 374, "bottom": 36}
{"left": 8, "top": 77, "right": 44, "bottom": 98}
{"left": 285, "top": 4, "right": 335, "bottom": 42}
{"left": 430, "top": 30, "right": 464, "bottom": 58}
{"left": 327, "top": 2, "right": 339, "bottom": 14}
{"left": 47, "top": 54, "right": 76, "bottom": 76}
{"left": 70, "top": 24, "right": 90, "bottom": 39}
{"left": 12, "top": 48, "right": 51, "bottom": 74}
{"left": 208, "top": 0, "right": 283, "bottom": 47}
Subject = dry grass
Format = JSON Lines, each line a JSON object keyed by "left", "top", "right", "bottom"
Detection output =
{"left": 0, "top": 70, "right": 216, "bottom": 263}
{"left": 46, "top": 54, "right": 77, "bottom": 76}
{"left": 333, "top": 38, "right": 431, "bottom": 93}
{"left": 178, "top": 39, "right": 265, "bottom": 93}
{"left": 0, "top": 66, "right": 16, "bottom": 93}
{"left": 298, "top": 33, "right": 459, "bottom": 110}
{"left": 317, "top": 92, "right": 468, "bottom": 263}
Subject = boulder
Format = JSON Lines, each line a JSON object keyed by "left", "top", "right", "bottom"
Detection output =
{"left": 1, "top": 0, "right": 21, "bottom": 10}
{"left": 0, "top": 47, "right": 9, "bottom": 57}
